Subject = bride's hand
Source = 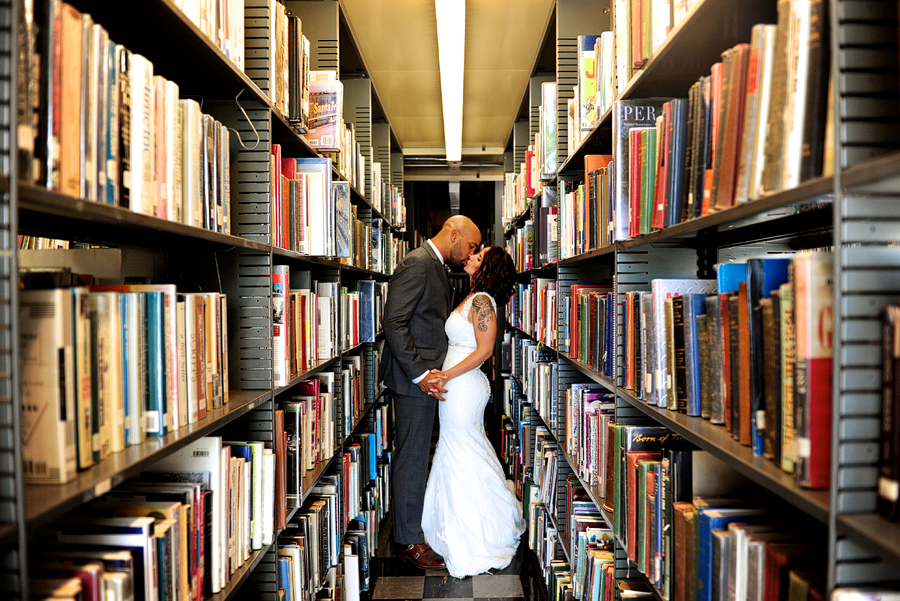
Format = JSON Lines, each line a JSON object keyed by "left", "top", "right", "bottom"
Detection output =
{"left": 427, "top": 369, "right": 449, "bottom": 398}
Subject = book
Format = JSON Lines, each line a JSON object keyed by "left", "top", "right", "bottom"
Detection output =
{"left": 746, "top": 258, "right": 791, "bottom": 455}
{"left": 19, "top": 288, "right": 77, "bottom": 484}
{"left": 792, "top": 251, "right": 833, "bottom": 489}
{"left": 879, "top": 305, "right": 900, "bottom": 521}
{"left": 612, "top": 99, "right": 669, "bottom": 241}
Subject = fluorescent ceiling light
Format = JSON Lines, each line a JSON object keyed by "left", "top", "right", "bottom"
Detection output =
{"left": 435, "top": 0, "right": 465, "bottom": 162}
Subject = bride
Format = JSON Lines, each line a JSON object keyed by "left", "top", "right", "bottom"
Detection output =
{"left": 420, "top": 245, "right": 526, "bottom": 578}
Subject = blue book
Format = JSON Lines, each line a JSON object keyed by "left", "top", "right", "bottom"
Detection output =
{"left": 654, "top": 467, "right": 663, "bottom": 586}
{"left": 715, "top": 262, "right": 747, "bottom": 294}
{"left": 683, "top": 294, "right": 709, "bottom": 416}
{"left": 277, "top": 553, "right": 293, "bottom": 601}
{"left": 370, "top": 219, "right": 383, "bottom": 272}
{"left": 695, "top": 506, "right": 773, "bottom": 601}
{"left": 332, "top": 181, "right": 351, "bottom": 258}
{"left": 664, "top": 98, "right": 690, "bottom": 228}
{"left": 106, "top": 43, "right": 120, "bottom": 204}
{"left": 358, "top": 280, "right": 376, "bottom": 342}
{"left": 606, "top": 292, "right": 614, "bottom": 377}
{"left": 746, "top": 257, "right": 791, "bottom": 455}
{"left": 144, "top": 291, "right": 166, "bottom": 436}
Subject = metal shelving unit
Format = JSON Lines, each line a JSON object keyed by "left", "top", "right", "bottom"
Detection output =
{"left": 503, "top": 0, "right": 900, "bottom": 596}
{"left": 4, "top": 1, "right": 406, "bottom": 600}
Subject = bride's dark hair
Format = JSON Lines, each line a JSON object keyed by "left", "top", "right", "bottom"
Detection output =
{"left": 470, "top": 246, "right": 517, "bottom": 307}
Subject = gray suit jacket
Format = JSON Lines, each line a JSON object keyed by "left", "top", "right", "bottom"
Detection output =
{"left": 378, "top": 243, "right": 452, "bottom": 397}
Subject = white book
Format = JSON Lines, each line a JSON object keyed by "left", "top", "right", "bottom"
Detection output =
{"left": 179, "top": 99, "right": 203, "bottom": 228}
{"left": 176, "top": 300, "right": 189, "bottom": 426}
{"left": 651, "top": 0, "right": 669, "bottom": 52}
{"left": 182, "top": 0, "right": 201, "bottom": 27}
{"left": 273, "top": 265, "right": 289, "bottom": 386}
{"left": 19, "top": 289, "right": 77, "bottom": 484}
{"left": 82, "top": 18, "right": 98, "bottom": 201}
{"left": 781, "top": 0, "right": 812, "bottom": 189}
{"left": 95, "top": 291, "right": 125, "bottom": 454}
{"left": 150, "top": 436, "right": 225, "bottom": 593}
{"left": 95, "top": 26, "right": 110, "bottom": 203}
{"left": 179, "top": 294, "right": 199, "bottom": 424}
{"left": 343, "top": 547, "right": 360, "bottom": 601}
{"left": 746, "top": 25, "right": 778, "bottom": 202}
{"left": 219, "top": 122, "right": 230, "bottom": 235}
{"left": 262, "top": 449, "right": 275, "bottom": 545}
{"left": 219, "top": 294, "right": 229, "bottom": 405}
{"left": 294, "top": 159, "right": 331, "bottom": 256}
{"left": 129, "top": 54, "right": 155, "bottom": 215}
{"left": 165, "top": 80, "right": 180, "bottom": 222}
{"left": 153, "top": 76, "right": 167, "bottom": 220}
{"left": 243, "top": 459, "right": 251, "bottom": 558}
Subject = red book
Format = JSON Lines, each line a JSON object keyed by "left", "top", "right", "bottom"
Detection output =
{"left": 631, "top": 0, "right": 643, "bottom": 71}
{"left": 738, "top": 282, "right": 752, "bottom": 446}
{"left": 763, "top": 541, "right": 819, "bottom": 601}
{"left": 629, "top": 129, "right": 643, "bottom": 238}
{"left": 792, "top": 252, "right": 833, "bottom": 489}
{"left": 584, "top": 154, "right": 614, "bottom": 249}
{"left": 702, "top": 62, "right": 725, "bottom": 215}
{"left": 525, "top": 149, "right": 536, "bottom": 197}
{"left": 271, "top": 144, "right": 282, "bottom": 247}
{"left": 274, "top": 409, "right": 287, "bottom": 530}
{"left": 626, "top": 450, "right": 660, "bottom": 562}
{"left": 651, "top": 102, "right": 671, "bottom": 230}
{"left": 720, "top": 293, "right": 732, "bottom": 432}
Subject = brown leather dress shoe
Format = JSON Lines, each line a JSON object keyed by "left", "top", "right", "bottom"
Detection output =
{"left": 396, "top": 542, "right": 446, "bottom": 570}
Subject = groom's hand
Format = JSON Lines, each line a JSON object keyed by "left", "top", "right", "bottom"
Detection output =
{"left": 417, "top": 378, "right": 446, "bottom": 401}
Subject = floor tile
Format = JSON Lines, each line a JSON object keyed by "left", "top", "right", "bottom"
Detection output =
{"left": 371, "top": 576, "right": 426, "bottom": 600}
{"left": 472, "top": 575, "right": 524, "bottom": 598}
{"left": 423, "top": 575, "right": 475, "bottom": 598}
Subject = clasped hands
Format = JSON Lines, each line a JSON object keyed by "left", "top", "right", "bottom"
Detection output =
{"left": 417, "top": 369, "right": 449, "bottom": 401}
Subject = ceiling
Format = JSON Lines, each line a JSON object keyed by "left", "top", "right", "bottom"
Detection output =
{"left": 339, "top": 0, "right": 556, "bottom": 179}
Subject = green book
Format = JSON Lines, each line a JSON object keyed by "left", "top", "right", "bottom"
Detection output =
{"left": 640, "top": 128, "right": 658, "bottom": 235}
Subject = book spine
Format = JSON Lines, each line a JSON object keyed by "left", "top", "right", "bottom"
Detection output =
{"left": 793, "top": 252, "right": 833, "bottom": 489}
{"left": 878, "top": 306, "right": 900, "bottom": 520}
{"left": 145, "top": 291, "right": 167, "bottom": 436}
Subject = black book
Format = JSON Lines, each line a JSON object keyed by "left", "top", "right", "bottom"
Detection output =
{"left": 798, "top": 0, "right": 831, "bottom": 181}
{"left": 728, "top": 292, "right": 740, "bottom": 439}
{"left": 673, "top": 295, "right": 688, "bottom": 413}
{"left": 688, "top": 77, "right": 711, "bottom": 219}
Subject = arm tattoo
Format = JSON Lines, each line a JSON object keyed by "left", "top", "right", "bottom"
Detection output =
{"left": 472, "top": 296, "right": 495, "bottom": 332}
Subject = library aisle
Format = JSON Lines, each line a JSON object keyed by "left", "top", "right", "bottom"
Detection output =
{"left": 367, "top": 514, "right": 534, "bottom": 601}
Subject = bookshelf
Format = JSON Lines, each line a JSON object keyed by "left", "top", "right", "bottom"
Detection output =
{"left": 1, "top": 1, "right": 407, "bottom": 600}
{"left": 502, "top": 0, "right": 900, "bottom": 597}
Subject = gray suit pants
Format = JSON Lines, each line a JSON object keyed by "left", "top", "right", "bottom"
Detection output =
{"left": 391, "top": 391, "right": 438, "bottom": 545}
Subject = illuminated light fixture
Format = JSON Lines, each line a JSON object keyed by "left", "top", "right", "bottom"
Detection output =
{"left": 435, "top": 0, "right": 465, "bottom": 162}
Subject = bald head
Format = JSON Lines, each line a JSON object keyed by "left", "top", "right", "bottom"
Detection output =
{"left": 431, "top": 215, "right": 482, "bottom": 267}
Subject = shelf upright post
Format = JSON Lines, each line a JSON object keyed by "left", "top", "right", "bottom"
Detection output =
{"left": 285, "top": 1, "right": 340, "bottom": 77}
{"left": 391, "top": 150, "right": 404, "bottom": 198}
{"left": 555, "top": 0, "right": 609, "bottom": 163}
{"left": 514, "top": 121, "right": 529, "bottom": 169}
{"left": 210, "top": 101, "right": 276, "bottom": 392}
{"left": 1, "top": 0, "right": 24, "bottom": 595}
{"left": 343, "top": 77, "right": 373, "bottom": 204}
{"left": 829, "top": 0, "right": 900, "bottom": 588}
{"left": 530, "top": 74, "right": 554, "bottom": 143}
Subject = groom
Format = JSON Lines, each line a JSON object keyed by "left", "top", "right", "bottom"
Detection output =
{"left": 379, "top": 214, "right": 482, "bottom": 570}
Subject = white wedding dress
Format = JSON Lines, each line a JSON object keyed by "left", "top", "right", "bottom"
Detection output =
{"left": 422, "top": 293, "right": 526, "bottom": 578}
